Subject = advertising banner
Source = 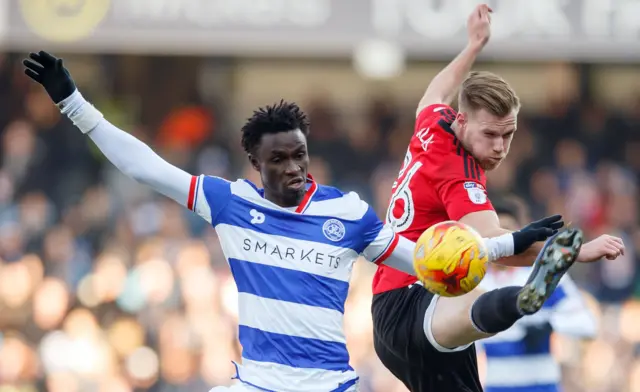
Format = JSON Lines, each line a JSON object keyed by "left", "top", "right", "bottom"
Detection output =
{"left": 6, "top": 0, "right": 640, "bottom": 61}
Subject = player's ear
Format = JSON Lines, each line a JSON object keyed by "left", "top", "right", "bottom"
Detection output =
{"left": 456, "top": 111, "right": 467, "bottom": 127}
{"left": 248, "top": 154, "right": 260, "bottom": 171}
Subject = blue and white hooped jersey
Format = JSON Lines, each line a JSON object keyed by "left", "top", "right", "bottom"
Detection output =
{"left": 187, "top": 174, "right": 398, "bottom": 392}
{"left": 477, "top": 268, "right": 596, "bottom": 392}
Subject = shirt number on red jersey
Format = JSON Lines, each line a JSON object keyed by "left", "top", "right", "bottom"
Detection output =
{"left": 386, "top": 150, "right": 422, "bottom": 232}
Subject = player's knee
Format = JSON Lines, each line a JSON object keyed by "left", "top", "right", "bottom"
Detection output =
{"left": 427, "top": 290, "right": 491, "bottom": 350}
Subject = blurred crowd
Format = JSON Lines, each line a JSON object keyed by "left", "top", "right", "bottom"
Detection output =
{"left": 0, "top": 53, "right": 639, "bottom": 392}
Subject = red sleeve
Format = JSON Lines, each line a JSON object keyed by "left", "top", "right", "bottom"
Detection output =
{"left": 438, "top": 177, "right": 494, "bottom": 221}
{"left": 414, "top": 104, "right": 457, "bottom": 137}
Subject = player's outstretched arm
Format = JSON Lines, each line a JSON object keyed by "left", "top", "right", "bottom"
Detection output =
{"left": 23, "top": 51, "right": 192, "bottom": 206}
{"left": 82, "top": 110, "right": 192, "bottom": 205}
{"left": 460, "top": 210, "right": 625, "bottom": 266}
{"left": 461, "top": 211, "right": 562, "bottom": 266}
{"left": 416, "top": 4, "right": 491, "bottom": 116}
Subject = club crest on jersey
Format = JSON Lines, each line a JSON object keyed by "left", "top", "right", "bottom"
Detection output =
{"left": 463, "top": 182, "right": 487, "bottom": 205}
{"left": 323, "top": 219, "right": 346, "bottom": 242}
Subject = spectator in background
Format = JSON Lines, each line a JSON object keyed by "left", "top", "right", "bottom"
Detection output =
{"left": 478, "top": 196, "right": 597, "bottom": 392}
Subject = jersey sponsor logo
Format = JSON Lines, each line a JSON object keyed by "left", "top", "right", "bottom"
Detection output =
{"left": 322, "top": 219, "right": 346, "bottom": 242}
{"left": 463, "top": 181, "right": 488, "bottom": 205}
{"left": 242, "top": 237, "right": 341, "bottom": 269}
{"left": 250, "top": 209, "right": 266, "bottom": 224}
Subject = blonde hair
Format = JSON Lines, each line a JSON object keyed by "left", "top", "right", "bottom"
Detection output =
{"left": 458, "top": 71, "right": 520, "bottom": 117}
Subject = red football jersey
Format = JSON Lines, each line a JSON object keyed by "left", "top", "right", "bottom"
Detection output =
{"left": 372, "top": 104, "right": 495, "bottom": 294}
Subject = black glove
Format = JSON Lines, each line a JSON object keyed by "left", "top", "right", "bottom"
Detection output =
{"left": 512, "top": 214, "right": 564, "bottom": 255}
{"left": 23, "top": 51, "right": 76, "bottom": 104}
{"left": 522, "top": 322, "right": 553, "bottom": 352}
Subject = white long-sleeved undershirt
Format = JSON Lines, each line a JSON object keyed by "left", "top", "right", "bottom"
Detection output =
{"left": 59, "top": 90, "right": 192, "bottom": 206}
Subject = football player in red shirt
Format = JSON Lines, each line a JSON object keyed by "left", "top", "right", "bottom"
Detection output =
{"left": 372, "top": 4, "right": 625, "bottom": 392}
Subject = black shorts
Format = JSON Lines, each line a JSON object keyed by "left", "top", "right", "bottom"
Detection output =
{"left": 372, "top": 284, "right": 483, "bottom": 392}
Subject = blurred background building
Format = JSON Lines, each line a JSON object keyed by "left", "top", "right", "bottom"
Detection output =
{"left": 0, "top": 0, "right": 640, "bottom": 391}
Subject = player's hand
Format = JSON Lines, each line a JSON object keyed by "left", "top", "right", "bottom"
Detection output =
{"left": 467, "top": 4, "right": 492, "bottom": 50}
{"left": 512, "top": 214, "right": 564, "bottom": 255}
{"left": 23, "top": 51, "right": 77, "bottom": 104}
{"left": 576, "top": 234, "right": 625, "bottom": 263}
{"left": 521, "top": 214, "right": 565, "bottom": 234}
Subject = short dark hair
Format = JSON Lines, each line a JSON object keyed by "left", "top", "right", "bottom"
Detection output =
{"left": 241, "top": 100, "right": 310, "bottom": 154}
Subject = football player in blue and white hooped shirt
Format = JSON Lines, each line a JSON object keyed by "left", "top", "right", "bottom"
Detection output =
{"left": 25, "top": 51, "right": 565, "bottom": 392}
{"left": 478, "top": 198, "right": 597, "bottom": 392}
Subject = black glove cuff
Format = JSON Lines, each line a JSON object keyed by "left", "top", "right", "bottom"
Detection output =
{"left": 512, "top": 230, "right": 530, "bottom": 255}
{"left": 49, "top": 80, "right": 77, "bottom": 104}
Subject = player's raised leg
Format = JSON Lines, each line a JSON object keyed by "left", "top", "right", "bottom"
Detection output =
{"left": 428, "top": 229, "right": 584, "bottom": 349}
